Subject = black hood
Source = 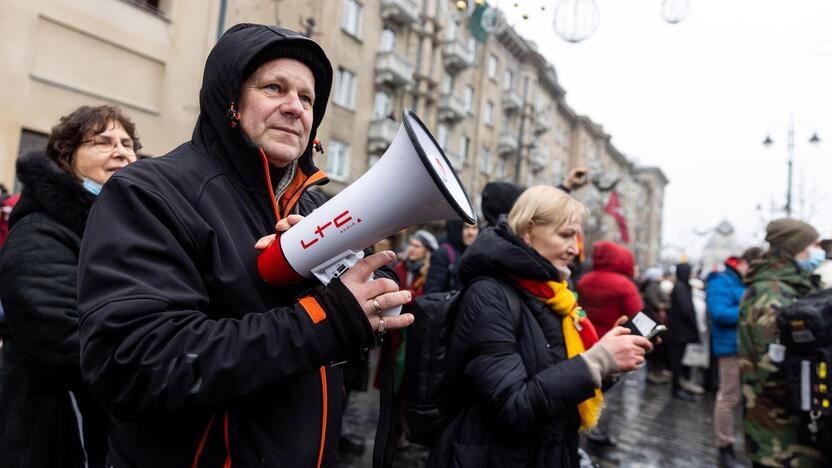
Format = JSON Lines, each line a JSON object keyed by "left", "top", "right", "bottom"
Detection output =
{"left": 459, "top": 220, "right": 559, "bottom": 284}
{"left": 10, "top": 151, "right": 95, "bottom": 237}
{"left": 676, "top": 263, "right": 692, "bottom": 282}
{"left": 192, "top": 24, "right": 333, "bottom": 189}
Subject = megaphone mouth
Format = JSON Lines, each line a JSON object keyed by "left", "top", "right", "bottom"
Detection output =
{"left": 400, "top": 110, "right": 477, "bottom": 224}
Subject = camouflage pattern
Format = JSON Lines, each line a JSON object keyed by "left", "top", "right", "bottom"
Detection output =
{"left": 738, "top": 254, "right": 824, "bottom": 467}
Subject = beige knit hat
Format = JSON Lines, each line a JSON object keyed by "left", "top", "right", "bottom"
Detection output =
{"left": 765, "top": 218, "right": 819, "bottom": 256}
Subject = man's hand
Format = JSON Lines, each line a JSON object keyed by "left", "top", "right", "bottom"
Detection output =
{"left": 341, "top": 250, "right": 414, "bottom": 333}
{"left": 562, "top": 166, "right": 590, "bottom": 190}
{"left": 254, "top": 214, "right": 305, "bottom": 250}
{"left": 254, "top": 216, "right": 414, "bottom": 333}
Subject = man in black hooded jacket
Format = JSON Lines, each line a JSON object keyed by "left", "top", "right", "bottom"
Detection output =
{"left": 77, "top": 24, "right": 412, "bottom": 467}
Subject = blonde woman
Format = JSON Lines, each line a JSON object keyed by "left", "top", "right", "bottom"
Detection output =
{"left": 428, "top": 186, "right": 652, "bottom": 468}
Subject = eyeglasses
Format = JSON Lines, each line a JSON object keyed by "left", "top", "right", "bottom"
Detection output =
{"left": 82, "top": 136, "right": 136, "bottom": 154}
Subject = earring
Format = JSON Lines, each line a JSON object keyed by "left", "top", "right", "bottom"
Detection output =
{"left": 226, "top": 102, "right": 241, "bottom": 128}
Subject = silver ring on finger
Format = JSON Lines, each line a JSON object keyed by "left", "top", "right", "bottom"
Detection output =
{"left": 372, "top": 299, "right": 382, "bottom": 315}
{"left": 377, "top": 318, "right": 386, "bottom": 335}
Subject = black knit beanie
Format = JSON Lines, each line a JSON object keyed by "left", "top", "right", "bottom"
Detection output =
{"left": 481, "top": 181, "right": 525, "bottom": 226}
{"left": 765, "top": 218, "right": 819, "bottom": 257}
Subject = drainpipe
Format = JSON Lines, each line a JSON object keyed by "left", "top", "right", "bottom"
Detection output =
{"left": 513, "top": 74, "right": 529, "bottom": 183}
{"left": 217, "top": 0, "right": 228, "bottom": 42}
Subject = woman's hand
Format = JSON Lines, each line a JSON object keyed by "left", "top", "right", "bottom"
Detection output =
{"left": 596, "top": 326, "right": 653, "bottom": 372}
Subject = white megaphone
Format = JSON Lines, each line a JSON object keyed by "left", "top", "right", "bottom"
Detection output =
{"left": 257, "top": 110, "right": 477, "bottom": 316}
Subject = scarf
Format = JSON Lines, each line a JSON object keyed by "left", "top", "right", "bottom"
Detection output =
{"left": 514, "top": 277, "right": 604, "bottom": 432}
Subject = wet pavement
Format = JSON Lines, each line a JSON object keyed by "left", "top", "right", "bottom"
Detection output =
{"left": 335, "top": 363, "right": 747, "bottom": 468}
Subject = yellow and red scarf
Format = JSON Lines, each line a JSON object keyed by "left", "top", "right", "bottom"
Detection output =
{"left": 514, "top": 277, "right": 604, "bottom": 431}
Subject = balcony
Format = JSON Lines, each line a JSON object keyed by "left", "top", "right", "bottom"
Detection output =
{"left": 367, "top": 118, "right": 400, "bottom": 154}
{"left": 529, "top": 147, "right": 547, "bottom": 171}
{"left": 497, "top": 131, "right": 519, "bottom": 155}
{"left": 444, "top": 147, "right": 465, "bottom": 172}
{"left": 502, "top": 89, "right": 523, "bottom": 113}
{"left": 442, "top": 38, "right": 475, "bottom": 73}
{"left": 437, "top": 91, "right": 467, "bottom": 122}
{"left": 380, "top": 0, "right": 422, "bottom": 25}
{"left": 374, "top": 50, "right": 415, "bottom": 88}
{"left": 534, "top": 112, "right": 552, "bottom": 134}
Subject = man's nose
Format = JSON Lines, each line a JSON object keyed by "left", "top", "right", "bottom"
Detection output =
{"left": 280, "top": 93, "right": 304, "bottom": 116}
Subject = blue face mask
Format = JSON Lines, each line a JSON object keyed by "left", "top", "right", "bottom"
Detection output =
{"left": 797, "top": 247, "right": 826, "bottom": 272}
{"left": 82, "top": 178, "right": 103, "bottom": 197}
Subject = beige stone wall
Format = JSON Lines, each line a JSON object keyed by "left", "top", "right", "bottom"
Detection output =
{"left": 1, "top": 0, "right": 667, "bottom": 263}
{"left": 1, "top": 0, "right": 218, "bottom": 187}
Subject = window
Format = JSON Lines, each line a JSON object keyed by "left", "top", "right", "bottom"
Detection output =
{"left": 501, "top": 114, "right": 511, "bottom": 132}
{"left": 373, "top": 91, "right": 391, "bottom": 120}
{"left": 437, "top": 124, "right": 449, "bottom": 149}
{"left": 442, "top": 72, "right": 454, "bottom": 94}
{"left": 380, "top": 28, "right": 396, "bottom": 52}
{"left": 479, "top": 147, "right": 491, "bottom": 173}
{"left": 464, "top": 85, "right": 474, "bottom": 113}
{"left": 496, "top": 158, "right": 507, "bottom": 179}
{"left": 327, "top": 139, "right": 350, "bottom": 181}
{"left": 503, "top": 69, "right": 514, "bottom": 90}
{"left": 468, "top": 37, "right": 478, "bottom": 58}
{"left": 484, "top": 101, "right": 494, "bottom": 126}
{"left": 341, "top": 0, "right": 363, "bottom": 38}
{"left": 460, "top": 136, "right": 470, "bottom": 163}
{"left": 487, "top": 54, "right": 497, "bottom": 80}
{"left": 334, "top": 67, "right": 356, "bottom": 109}
{"left": 447, "top": 20, "right": 458, "bottom": 41}
{"left": 129, "top": 0, "right": 167, "bottom": 15}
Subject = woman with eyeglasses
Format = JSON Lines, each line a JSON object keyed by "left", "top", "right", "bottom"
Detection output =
{"left": 0, "top": 105, "right": 139, "bottom": 468}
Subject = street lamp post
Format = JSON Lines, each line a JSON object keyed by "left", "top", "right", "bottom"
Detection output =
{"left": 763, "top": 114, "right": 821, "bottom": 218}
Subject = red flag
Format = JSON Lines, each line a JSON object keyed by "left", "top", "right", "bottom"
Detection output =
{"left": 604, "top": 191, "right": 630, "bottom": 243}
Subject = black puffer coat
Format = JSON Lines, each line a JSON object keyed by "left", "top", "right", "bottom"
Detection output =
{"left": 77, "top": 25, "right": 382, "bottom": 467}
{"left": 428, "top": 221, "right": 597, "bottom": 468}
{"left": 669, "top": 263, "right": 699, "bottom": 344}
{"left": 0, "top": 151, "right": 108, "bottom": 468}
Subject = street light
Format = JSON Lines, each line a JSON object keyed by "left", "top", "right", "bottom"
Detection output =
{"left": 762, "top": 115, "right": 821, "bottom": 218}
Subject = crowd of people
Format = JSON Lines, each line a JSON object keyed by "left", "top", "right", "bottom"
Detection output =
{"left": 0, "top": 23, "right": 829, "bottom": 468}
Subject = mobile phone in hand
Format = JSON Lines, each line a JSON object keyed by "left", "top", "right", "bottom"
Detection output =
{"left": 623, "top": 311, "right": 666, "bottom": 343}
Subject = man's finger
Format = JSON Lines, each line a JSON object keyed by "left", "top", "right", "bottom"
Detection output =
{"left": 362, "top": 278, "right": 400, "bottom": 300}
{"left": 614, "top": 315, "right": 629, "bottom": 327}
{"left": 275, "top": 214, "right": 305, "bottom": 232}
{"left": 255, "top": 234, "right": 276, "bottom": 250}
{"left": 344, "top": 251, "right": 396, "bottom": 280}
{"left": 374, "top": 290, "right": 411, "bottom": 310}
{"left": 381, "top": 313, "right": 415, "bottom": 331}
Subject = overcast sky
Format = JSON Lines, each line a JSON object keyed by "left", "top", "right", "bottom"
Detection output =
{"left": 497, "top": 0, "right": 832, "bottom": 260}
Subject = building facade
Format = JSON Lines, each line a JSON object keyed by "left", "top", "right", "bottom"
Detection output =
{"left": 1, "top": 0, "right": 667, "bottom": 267}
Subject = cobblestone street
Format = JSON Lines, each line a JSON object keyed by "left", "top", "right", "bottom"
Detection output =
{"left": 335, "top": 365, "right": 747, "bottom": 468}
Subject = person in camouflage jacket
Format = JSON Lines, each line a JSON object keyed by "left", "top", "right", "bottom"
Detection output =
{"left": 739, "top": 218, "right": 823, "bottom": 468}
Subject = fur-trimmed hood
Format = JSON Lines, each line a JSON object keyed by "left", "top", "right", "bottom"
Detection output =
{"left": 9, "top": 151, "right": 95, "bottom": 237}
